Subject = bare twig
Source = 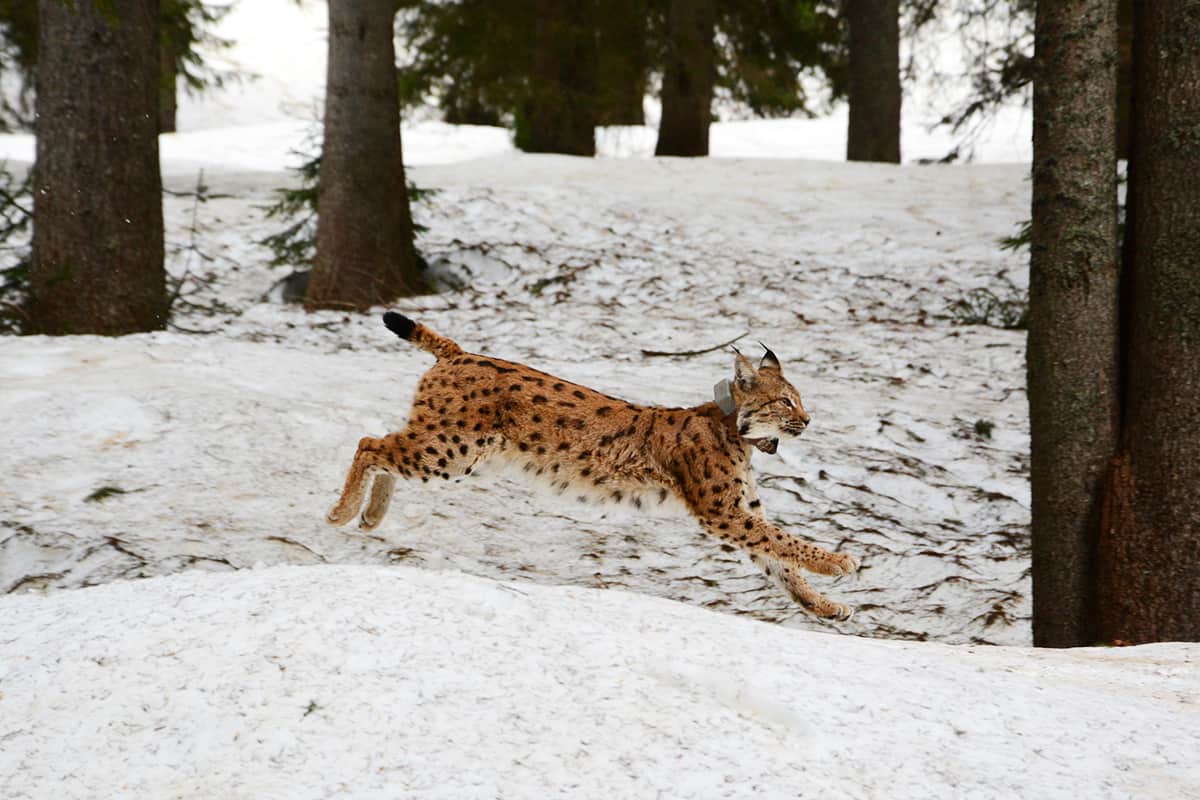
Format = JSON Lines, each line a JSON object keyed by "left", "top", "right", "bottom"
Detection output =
{"left": 641, "top": 331, "right": 748, "bottom": 359}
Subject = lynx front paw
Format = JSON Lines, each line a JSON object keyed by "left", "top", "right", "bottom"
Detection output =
{"left": 812, "top": 551, "right": 860, "bottom": 577}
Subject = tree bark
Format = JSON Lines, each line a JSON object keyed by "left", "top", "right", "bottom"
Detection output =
{"left": 1027, "top": 0, "right": 1119, "bottom": 647}
{"left": 306, "top": 0, "right": 422, "bottom": 311}
{"left": 654, "top": 0, "right": 714, "bottom": 157}
{"left": 1097, "top": 0, "right": 1200, "bottom": 644}
{"left": 30, "top": 0, "right": 166, "bottom": 335}
{"left": 596, "top": 0, "right": 647, "bottom": 126}
{"left": 845, "top": 0, "right": 901, "bottom": 163}
{"left": 516, "top": 0, "right": 597, "bottom": 156}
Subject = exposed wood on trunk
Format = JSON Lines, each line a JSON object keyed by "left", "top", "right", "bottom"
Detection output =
{"left": 1097, "top": 0, "right": 1200, "bottom": 644}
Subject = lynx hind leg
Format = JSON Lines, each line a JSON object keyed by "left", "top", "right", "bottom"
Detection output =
{"left": 753, "top": 554, "right": 853, "bottom": 621}
{"left": 326, "top": 427, "right": 497, "bottom": 529}
{"left": 326, "top": 436, "right": 387, "bottom": 528}
{"left": 359, "top": 472, "right": 396, "bottom": 531}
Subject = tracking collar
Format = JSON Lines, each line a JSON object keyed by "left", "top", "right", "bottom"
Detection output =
{"left": 715, "top": 378, "right": 778, "bottom": 454}
{"left": 713, "top": 379, "right": 736, "bottom": 415}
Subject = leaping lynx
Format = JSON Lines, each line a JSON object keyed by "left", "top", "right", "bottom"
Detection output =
{"left": 325, "top": 312, "right": 861, "bottom": 620}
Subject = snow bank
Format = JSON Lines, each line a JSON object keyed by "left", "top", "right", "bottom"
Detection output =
{"left": 1, "top": 566, "right": 1195, "bottom": 799}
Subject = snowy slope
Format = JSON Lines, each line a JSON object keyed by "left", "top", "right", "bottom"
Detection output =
{"left": 1, "top": 566, "right": 1196, "bottom": 800}
{"left": 2, "top": 122, "right": 1030, "bottom": 644}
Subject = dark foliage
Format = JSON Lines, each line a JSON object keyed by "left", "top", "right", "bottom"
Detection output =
{"left": 0, "top": 160, "right": 30, "bottom": 333}
{"left": 259, "top": 140, "right": 433, "bottom": 272}
{"left": 397, "top": 0, "right": 848, "bottom": 137}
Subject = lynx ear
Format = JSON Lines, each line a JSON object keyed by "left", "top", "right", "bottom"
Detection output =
{"left": 758, "top": 342, "right": 781, "bottom": 372}
{"left": 733, "top": 349, "right": 758, "bottom": 389}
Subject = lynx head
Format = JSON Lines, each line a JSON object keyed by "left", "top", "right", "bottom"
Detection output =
{"left": 730, "top": 346, "right": 810, "bottom": 454}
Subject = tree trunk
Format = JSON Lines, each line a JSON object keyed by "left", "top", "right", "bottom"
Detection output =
{"left": 1097, "top": 0, "right": 1200, "bottom": 644}
{"left": 845, "top": 0, "right": 901, "bottom": 163}
{"left": 1115, "top": 0, "right": 1133, "bottom": 159}
{"left": 1027, "top": 0, "right": 1119, "bottom": 647}
{"left": 596, "top": 0, "right": 647, "bottom": 126}
{"left": 30, "top": 0, "right": 166, "bottom": 335}
{"left": 516, "top": 0, "right": 597, "bottom": 156}
{"left": 654, "top": 0, "right": 714, "bottom": 157}
{"left": 306, "top": 0, "right": 422, "bottom": 311}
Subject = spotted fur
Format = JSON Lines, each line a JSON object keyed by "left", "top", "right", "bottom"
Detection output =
{"left": 325, "top": 312, "right": 860, "bottom": 620}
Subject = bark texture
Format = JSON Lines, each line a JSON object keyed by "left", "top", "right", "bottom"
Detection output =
{"left": 31, "top": 0, "right": 166, "bottom": 335}
{"left": 654, "top": 0, "right": 714, "bottom": 157}
{"left": 1027, "top": 0, "right": 1119, "bottom": 647}
{"left": 845, "top": 0, "right": 901, "bottom": 163}
{"left": 596, "top": 0, "right": 647, "bottom": 126}
{"left": 1097, "top": 0, "right": 1200, "bottom": 644}
{"left": 306, "top": 0, "right": 422, "bottom": 311}
{"left": 517, "top": 0, "right": 597, "bottom": 156}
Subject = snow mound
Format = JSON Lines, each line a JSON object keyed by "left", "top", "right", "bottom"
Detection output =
{"left": 1, "top": 566, "right": 1196, "bottom": 799}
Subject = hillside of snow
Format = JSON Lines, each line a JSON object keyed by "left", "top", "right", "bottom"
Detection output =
{"left": 3, "top": 565, "right": 1196, "bottom": 800}
{"left": 2, "top": 121, "right": 1030, "bottom": 645}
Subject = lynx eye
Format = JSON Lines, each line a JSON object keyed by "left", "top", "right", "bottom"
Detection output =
{"left": 780, "top": 398, "right": 796, "bottom": 409}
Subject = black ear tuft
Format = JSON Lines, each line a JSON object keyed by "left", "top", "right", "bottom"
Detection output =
{"left": 758, "top": 342, "right": 781, "bottom": 371}
{"left": 383, "top": 311, "right": 416, "bottom": 340}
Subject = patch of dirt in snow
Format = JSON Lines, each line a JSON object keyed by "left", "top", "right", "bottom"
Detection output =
{"left": 1, "top": 155, "right": 1032, "bottom": 645}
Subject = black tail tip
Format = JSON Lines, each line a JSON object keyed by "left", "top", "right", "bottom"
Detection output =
{"left": 382, "top": 311, "right": 415, "bottom": 340}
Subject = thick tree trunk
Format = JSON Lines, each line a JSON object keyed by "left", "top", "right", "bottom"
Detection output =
{"left": 1116, "top": 0, "right": 1133, "bottom": 159}
{"left": 306, "top": 0, "right": 422, "bottom": 311}
{"left": 1097, "top": 0, "right": 1200, "bottom": 644}
{"left": 596, "top": 0, "right": 647, "bottom": 126}
{"left": 517, "top": 0, "right": 597, "bottom": 156}
{"left": 1027, "top": 0, "right": 1119, "bottom": 647}
{"left": 654, "top": 0, "right": 714, "bottom": 157}
{"left": 30, "top": 0, "right": 166, "bottom": 335}
{"left": 845, "top": 0, "right": 901, "bottom": 163}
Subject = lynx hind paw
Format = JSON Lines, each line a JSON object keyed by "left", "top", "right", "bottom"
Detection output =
{"left": 801, "top": 596, "right": 854, "bottom": 621}
{"left": 358, "top": 512, "right": 382, "bottom": 532}
{"left": 326, "top": 504, "right": 357, "bottom": 527}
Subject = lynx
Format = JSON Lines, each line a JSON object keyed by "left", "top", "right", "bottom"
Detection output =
{"left": 325, "top": 312, "right": 860, "bottom": 620}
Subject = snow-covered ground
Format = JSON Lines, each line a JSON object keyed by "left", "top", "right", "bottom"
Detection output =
{"left": 2, "top": 566, "right": 1197, "bottom": 799}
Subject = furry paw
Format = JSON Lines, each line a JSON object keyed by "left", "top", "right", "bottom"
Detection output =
{"left": 829, "top": 603, "right": 854, "bottom": 622}
{"left": 816, "top": 552, "right": 860, "bottom": 577}
{"left": 325, "top": 504, "right": 357, "bottom": 527}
